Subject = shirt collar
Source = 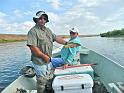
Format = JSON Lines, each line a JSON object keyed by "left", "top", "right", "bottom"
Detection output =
{"left": 35, "top": 24, "right": 46, "bottom": 31}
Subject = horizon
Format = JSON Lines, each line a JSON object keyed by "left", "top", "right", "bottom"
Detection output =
{"left": 0, "top": 33, "right": 100, "bottom": 36}
{"left": 0, "top": 0, "right": 124, "bottom": 35}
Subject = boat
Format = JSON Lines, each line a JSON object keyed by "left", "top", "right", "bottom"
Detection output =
{"left": 1, "top": 46, "right": 124, "bottom": 93}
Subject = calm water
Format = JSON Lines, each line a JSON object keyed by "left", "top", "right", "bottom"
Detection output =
{"left": 0, "top": 37, "right": 124, "bottom": 91}
{"left": 0, "top": 42, "right": 31, "bottom": 90}
{"left": 80, "top": 37, "right": 124, "bottom": 66}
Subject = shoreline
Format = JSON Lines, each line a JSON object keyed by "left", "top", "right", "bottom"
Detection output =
{"left": 0, "top": 34, "right": 99, "bottom": 43}
{"left": 0, "top": 34, "right": 27, "bottom": 43}
{"left": 0, "top": 39, "right": 26, "bottom": 43}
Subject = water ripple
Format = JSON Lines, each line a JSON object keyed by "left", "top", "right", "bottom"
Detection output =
{"left": 0, "top": 38, "right": 124, "bottom": 91}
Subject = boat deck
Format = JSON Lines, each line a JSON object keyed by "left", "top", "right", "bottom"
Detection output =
{"left": 116, "top": 82, "right": 124, "bottom": 92}
{"left": 93, "top": 79, "right": 108, "bottom": 93}
{"left": 13, "top": 75, "right": 109, "bottom": 93}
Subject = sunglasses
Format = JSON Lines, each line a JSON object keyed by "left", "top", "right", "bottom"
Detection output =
{"left": 70, "top": 31, "right": 76, "bottom": 34}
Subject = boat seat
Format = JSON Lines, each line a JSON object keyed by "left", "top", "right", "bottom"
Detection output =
{"left": 80, "top": 49, "right": 89, "bottom": 55}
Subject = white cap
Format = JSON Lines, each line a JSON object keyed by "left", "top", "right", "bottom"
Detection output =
{"left": 35, "top": 11, "right": 46, "bottom": 18}
{"left": 69, "top": 27, "right": 79, "bottom": 33}
{"left": 33, "top": 11, "right": 49, "bottom": 23}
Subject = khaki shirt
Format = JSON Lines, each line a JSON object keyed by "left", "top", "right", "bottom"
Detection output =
{"left": 27, "top": 24, "right": 56, "bottom": 65}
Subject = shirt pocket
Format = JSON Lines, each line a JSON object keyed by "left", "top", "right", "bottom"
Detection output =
{"left": 38, "top": 36, "right": 47, "bottom": 45}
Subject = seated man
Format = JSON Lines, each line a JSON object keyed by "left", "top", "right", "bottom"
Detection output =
{"left": 50, "top": 27, "right": 81, "bottom": 69}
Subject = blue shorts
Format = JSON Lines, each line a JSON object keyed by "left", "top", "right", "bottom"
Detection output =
{"left": 51, "top": 58, "right": 64, "bottom": 68}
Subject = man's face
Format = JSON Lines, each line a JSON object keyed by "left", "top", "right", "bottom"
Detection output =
{"left": 70, "top": 31, "right": 78, "bottom": 38}
{"left": 37, "top": 16, "right": 47, "bottom": 26}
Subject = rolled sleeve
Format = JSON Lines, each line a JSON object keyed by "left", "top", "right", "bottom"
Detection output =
{"left": 27, "top": 31, "right": 37, "bottom": 46}
{"left": 47, "top": 28, "right": 56, "bottom": 42}
{"left": 52, "top": 33, "right": 56, "bottom": 42}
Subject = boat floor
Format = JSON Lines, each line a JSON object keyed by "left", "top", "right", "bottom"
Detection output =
{"left": 93, "top": 80, "right": 108, "bottom": 93}
{"left": 0, "top": 73, "right": 109, "bottom": 93}
{"left": 0, "top": 80, "right": 108, "bottom": 93}
{"left": 13, "top": 81, "right": 108, "bottom": 93}
{"left": 15, "top": 77, "right": 109, "bottom": 93}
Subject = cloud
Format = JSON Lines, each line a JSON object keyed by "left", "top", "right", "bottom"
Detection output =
{"left": 14, "top": 10, "right": 23, "bottom": 18}
{"left": 48, "top": 12, "right": 60, "bottom": 22}
{"left": 105, "top": 7, "right": 124, "bottom": 22}
{"left": 85, "top": 12, "right": 100, "bottom": 22}
{"left": 95, "top": 6, "right": 124, "bottom": 31}
{"left": 78, "top": 0, "right": 98, "bottom": 7}
{"left": 0, "top": 12, "right": 9, "bottom": 28}
{"left": 14, "top": 21, "right": 35, "bottom": 34}
{"left": 46, "top": 0, "right": 61, "bottom": 9}
{"left": 1, "top": 0, "right": 124, "bottom": 35}
{"left": 31, "top": 2, "right": 41, "bottom": 9}
{"left": 0, "top": 11, "right": 34, "bottom": 34}
{"left": 0, "top": 12, "right": 7, "bottom": 17}
{"left": 45, "top": 0, "right": 102, "bottom": 34}
{"left": 24, "top": 11, "right": 33, "bottom": 16}
{"left": 47, "top": 0, "right": 124, "bottom": 35}
{"left": 77, "top": 0, "right": 109, "bottom": 7}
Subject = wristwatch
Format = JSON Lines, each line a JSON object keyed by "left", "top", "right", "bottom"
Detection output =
{"left": 65, "top": 42, "right": 68, "bottom": 45}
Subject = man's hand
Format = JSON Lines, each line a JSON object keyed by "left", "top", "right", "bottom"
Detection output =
{"left": 63, "top": 64, "right": 69, "bottom": 69}
{"left": 43, "top": 54, "right": 50, "bottom": 63}
{"left": 29, "top": 45, "right": 51, "bottom": 63}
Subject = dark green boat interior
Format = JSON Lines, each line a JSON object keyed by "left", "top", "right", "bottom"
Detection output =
{"left": 53, "top": 46, "right": 124, "bottom": 93}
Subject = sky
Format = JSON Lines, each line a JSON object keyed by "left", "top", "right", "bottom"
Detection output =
{"left": 0, "top": 0, "right": 124, "bottom": 35}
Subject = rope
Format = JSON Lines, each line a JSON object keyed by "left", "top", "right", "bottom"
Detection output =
{"left": 56, "top": 63, "right": 98, "bottom": 69}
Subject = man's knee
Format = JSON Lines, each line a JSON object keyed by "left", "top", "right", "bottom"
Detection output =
{"left": 46, "top": 79, "right": 54, "bottom": 93}
{"left": 37, "top": 76, "right": 48, "bottom": 93}
{"left": 37, "top": 85, "right": 46, "bottom": 93}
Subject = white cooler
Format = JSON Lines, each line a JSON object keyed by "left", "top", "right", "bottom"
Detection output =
{"left": 54, "top": 66, "right": 94, "bottom": 78}
{"left": 52, "top": 74, "right": 93, "bottom": 93}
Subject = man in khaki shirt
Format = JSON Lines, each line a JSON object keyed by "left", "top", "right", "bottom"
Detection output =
{"left": 27, "top": 11, "right": 67, "bottom": 93}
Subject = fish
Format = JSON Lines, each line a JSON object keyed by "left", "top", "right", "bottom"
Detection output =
{"left": 63, "top": 42, "right": 81, "bottom": 48}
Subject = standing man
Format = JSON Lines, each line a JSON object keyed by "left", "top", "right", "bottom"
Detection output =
{"left": 27, "top": 11, "right": 67, "bottom": 93}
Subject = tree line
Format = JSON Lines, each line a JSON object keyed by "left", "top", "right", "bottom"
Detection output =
{"left": 100, "top": 28, "right": 124, "bottom": 37}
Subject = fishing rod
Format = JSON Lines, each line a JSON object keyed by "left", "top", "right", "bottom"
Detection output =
{"left": 55, "top": 63, "right": 98, "bottom": 69}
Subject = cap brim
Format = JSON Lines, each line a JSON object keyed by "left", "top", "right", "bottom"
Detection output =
{"left": 33, "top": 17, "right": 38, "bottom": 23}
{"left": 42, "top": 14, "right": 49, "bottom": 22}
{"left": 33, "top": 17, "right": 49, "bottom": 23}
{"left": 70, "top": 30, "right": 77, "bottom": 33}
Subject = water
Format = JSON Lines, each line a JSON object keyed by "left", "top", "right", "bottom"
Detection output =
{"left": 0, "top": 37, "right": 124, "bottom": 91}
{"left": 80, "top": 36, "right": 124, "bottom": 66}
{"left": 0, "top": 42, "right": 31, "bottom": 91}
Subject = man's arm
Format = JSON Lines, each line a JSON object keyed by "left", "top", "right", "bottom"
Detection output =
{"left": 28, "top": 45, "right": 50, "bottom": 63}
{"left": 55, "top": 36, "right": 67, "bottom": 45}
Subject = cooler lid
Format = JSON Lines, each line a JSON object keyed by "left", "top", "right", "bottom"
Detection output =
{"left": 54, "top": 66, "right": 93, "bottom": 75}
{"left": 52, "top": 74, "right": 93, "bottom": 90}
